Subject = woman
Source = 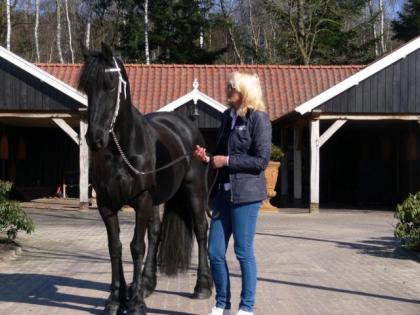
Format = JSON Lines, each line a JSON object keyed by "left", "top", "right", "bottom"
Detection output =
{"left": 194, "top": 72, "right": 272, "bottom": 315}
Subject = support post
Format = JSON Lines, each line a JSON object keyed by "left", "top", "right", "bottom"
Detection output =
{"left": 79, "top": 119, "right": 89, "bottom": 209}
{"left": 280, "top": 129, "right": 288, "bottom": 198}
{"left": 293, "top": 127, "right": 302, "bottom": 203}
{"left": 310, "top": 119, "right": 320, "bottom": 213}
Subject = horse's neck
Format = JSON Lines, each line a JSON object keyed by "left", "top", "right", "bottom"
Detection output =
{"left": 112, "top": 100, "right": 150, "bottom": 151}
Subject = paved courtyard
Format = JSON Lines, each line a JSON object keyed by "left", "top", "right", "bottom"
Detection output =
{"left": 0, "top": 204, "right": 419, "bottom": 315}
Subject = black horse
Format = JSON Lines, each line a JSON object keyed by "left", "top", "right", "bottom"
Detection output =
{"left": 78, "top": 43, "right": 213, "bottom": 315}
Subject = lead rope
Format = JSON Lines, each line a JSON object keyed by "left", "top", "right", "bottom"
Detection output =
{"left": 111, "top": 130, "right": 194, "bottom": 176}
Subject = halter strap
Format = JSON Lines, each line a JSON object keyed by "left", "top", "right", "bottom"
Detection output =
{"left": 105, "top": 57, "right": 127, "bottom": 132}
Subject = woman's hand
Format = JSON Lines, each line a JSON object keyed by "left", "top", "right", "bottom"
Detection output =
{"left": 194, "top": 145, "right": 208, "bottom": 162}
{"left": 211, "top": 155, "right": 228, "bottom": 169}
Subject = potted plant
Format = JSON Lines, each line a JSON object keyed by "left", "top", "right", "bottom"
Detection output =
{"left": 261, "top": 144, "right": 284, "bottom": 212}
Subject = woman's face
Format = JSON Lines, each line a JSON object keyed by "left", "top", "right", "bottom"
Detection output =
{"left": 226, "top": 83, "right": 242, "bottom": 110}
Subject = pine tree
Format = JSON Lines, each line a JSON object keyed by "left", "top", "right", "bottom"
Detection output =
{"left": 118, "top": 0, "right": 225, "bottom": 64}
{"left": 392, "top": 0, "right": 420, "bottom": 42}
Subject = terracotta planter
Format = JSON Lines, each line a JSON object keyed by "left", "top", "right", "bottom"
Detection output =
{"left": 261, "top": 161, "right": 280, "bottom": 212}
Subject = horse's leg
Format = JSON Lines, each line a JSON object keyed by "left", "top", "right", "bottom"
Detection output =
{"left": 98, "top": 205, "right": 128, "bottom": 315}
{"left": 129, "top": 192, "right": 153, "bottom": 315}
{"left": 141, "top": 205, "right": 161, "bottom": 298}
{"left": 184, "top": 183, "right": 213, "bottom": 299}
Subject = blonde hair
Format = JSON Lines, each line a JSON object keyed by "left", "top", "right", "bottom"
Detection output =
{"left": 227, "top": 72, "right": 266, "bottom": 117}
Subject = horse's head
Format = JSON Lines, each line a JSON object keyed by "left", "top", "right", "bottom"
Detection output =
{"left": 79, "top": 42, "right": 126, "bottom": 151}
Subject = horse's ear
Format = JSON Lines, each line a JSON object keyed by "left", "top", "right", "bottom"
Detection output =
{"left": 80, "top": 41, "right": 90, "bottom": 60}
{"left": 101, "top": 42, "right": 114, "bottom": 64}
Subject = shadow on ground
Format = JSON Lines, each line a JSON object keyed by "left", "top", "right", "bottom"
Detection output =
{"left": 256, "top": 232, "right": 420, "bottom": 262}
{"left": 0, "top": 274, "right": 195, "bottom": 315}
{"left": 229, "top": 273, "right": 420, "bottom": 305}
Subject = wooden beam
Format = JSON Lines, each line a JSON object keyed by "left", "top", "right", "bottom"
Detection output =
{"left": 280, "top": 130, "right": 288, "bottom": 197}
{"left": 0, "top": 113, "right": 75, "bottom": 118}
{"left": 319, "top": 120, "right": 347, "bottom": 148}
{"left": 79, "top": 119, "right": 89, "bottom": 209}
{"left": 319, "top": 114, "right": 420, "bottom": 121}
{"left": 293, "top": 127, "right": 302, "bottom": 200}
{"left": 310, "top": 119, "right": 320, "bottom": 213}
{"left": 52, "top": 118, "right": 79, "bottom": 144}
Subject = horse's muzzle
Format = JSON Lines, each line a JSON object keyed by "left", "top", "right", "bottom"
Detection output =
{"left": 86, "top": 127, "right": 109, "bottom": 151}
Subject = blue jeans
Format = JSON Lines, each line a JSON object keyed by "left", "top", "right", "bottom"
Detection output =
{"left": 208, "top": 189, "right": 261, "bottom": 312}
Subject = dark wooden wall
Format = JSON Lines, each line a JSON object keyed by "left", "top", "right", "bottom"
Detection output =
{"left": 0, "top": 124, "right": 79, "bottom": 200}
{"left": 174, "top": 100, "right": 222, "bottom": 129}
{"left": 320, "top": 49, "right": 420, "bottom": 114}
{"left": 0, "top": 58, "right": 81, "bottom": 112}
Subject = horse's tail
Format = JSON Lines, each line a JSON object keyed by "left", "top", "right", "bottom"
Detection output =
{"left": 158, "top": 196, "right": 193, "bottom": 276}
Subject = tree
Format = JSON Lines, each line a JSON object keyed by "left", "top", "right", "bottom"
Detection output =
{"left": 6, "top": 0, "right": 11, "bottom": 50}
{"left": 150, "top": 0, "right": 226, "bottom": 63}
{"left": 117, "top": 0, "right": 225, "bottom": 63}
{"left": 144, "top": 0, "right": 150, "bottom": 64}
{"left": 64, "top": 0, "right": 75, "bottom": 63}
{"left": 34, "top": 0, "right": 41, "bottom": 61}
{"left": 266, "top": 0, "right": 371, "bottom": 64}
{"left": 0, "top": 0, "right": 398, "bottom": 64}
{"left": 56, "top": 0, "right": 64, "bottom": 63}
{"left": 392, "top": 0, "right": 420, "bottom": 42}
{"left": 219, "top": 0, "right": 244, "bottom": 63}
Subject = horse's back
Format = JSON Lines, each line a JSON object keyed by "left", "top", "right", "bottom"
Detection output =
{"left": 144, "top": 111, "right": 206, "bottom": 204}
{"left": 145, "top": 111, "right": 204, "bottom": 147}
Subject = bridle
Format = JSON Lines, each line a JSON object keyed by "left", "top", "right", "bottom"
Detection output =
{"left": 104, "top": 57, "right": 127, "bottom": 133}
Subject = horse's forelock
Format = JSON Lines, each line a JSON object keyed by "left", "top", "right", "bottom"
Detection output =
{"left": 78, "top": 54, "right": 107, "bottom": 93}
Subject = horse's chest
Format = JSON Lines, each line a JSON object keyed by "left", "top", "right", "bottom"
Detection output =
{"left": 92, "top": 155, "right": 137, "bottom": 204}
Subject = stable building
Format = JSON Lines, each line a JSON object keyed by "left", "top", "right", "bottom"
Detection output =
{"left": 0, "top": 37, "right": 419, "bottom": 211}
{"left": 0, "top": 47, "right": 89, "bottom": 207}
{"left": 277, "top": 37, "right": 420, "bottom": 211}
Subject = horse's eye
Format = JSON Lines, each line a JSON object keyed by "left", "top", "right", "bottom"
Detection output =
{"left": 104, "top": 75, "right": 117, "bottom": 91}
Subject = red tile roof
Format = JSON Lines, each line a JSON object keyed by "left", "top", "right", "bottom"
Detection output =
{"left": 37, "top": 63, "right": 363, "bottom": 120}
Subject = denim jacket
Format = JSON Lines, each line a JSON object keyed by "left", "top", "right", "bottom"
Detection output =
{"left": 212, "top": 108, "right": 272, "bottom": 204}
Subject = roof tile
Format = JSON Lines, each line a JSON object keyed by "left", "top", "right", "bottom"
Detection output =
{"left": 36, "top": 63, "right": 363, "bottom": 120}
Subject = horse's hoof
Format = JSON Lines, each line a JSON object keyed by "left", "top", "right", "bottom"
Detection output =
{"left": 141, "top": 277, "right": 157, "bottom": 298}
{"left": 103, "top": 301, "right": 120, "bottom": 315}
{"left": 142, "top": 287, "right": 154, "bottom": 299}
{"left": 192, "top": 287, "right": 212, "bottom": 299}
{"left": 117, "top": 307, "right": 127, "bottom": 315}
{"left": 117, "top": 300, "right": 128, "bottom": 315}
{"left": 127, "top": 304, "right": 147, "bottom": 315}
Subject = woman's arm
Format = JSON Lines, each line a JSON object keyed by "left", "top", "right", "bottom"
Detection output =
{"left": 228, "top": 112, "right": 272, "bottom": 173}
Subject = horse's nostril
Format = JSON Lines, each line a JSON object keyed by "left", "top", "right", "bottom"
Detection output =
{"left": 96, "top": 138, "right": 104, "bottom": 148}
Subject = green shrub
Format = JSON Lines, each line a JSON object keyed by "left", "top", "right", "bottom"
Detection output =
{"left": 0, "top": 181, "right": 13, "bottom": 201}
{"left": 271, "top": 144, "right": 284, "bottom": 162}
{"left": 0, "top": 181, "right": 34, "bottom": 241}
{"left": 394, "top": 192, "right": 420, "bottom": 251}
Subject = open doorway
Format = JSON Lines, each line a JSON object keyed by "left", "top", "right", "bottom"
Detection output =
{"left": 320, "top": 121, "right": 420, "bottom": 209}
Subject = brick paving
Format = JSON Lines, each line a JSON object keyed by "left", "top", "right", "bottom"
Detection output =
{"left": 0, "top": 206, "right": 419, "bottom": 315}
